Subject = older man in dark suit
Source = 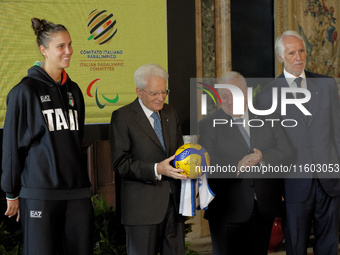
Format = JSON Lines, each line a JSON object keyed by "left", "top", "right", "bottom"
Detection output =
{"left": 199, "top": 71, "right": 295, "bottom": 255}
{"left": 109, "top": 63, "right": 187, "bottom": 255}
{"left": 257, "top": 30, "right": 340, "bottom": 255}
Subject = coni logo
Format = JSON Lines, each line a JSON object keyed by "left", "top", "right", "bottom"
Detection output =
{"left": 87, "top": 9, "right": 118, "bottom": 45}
{"left": 198, "top": 83, "right": 312, "bottom": 116}
{"left": 87, "top": 79, "right": 119, "bottom": 109}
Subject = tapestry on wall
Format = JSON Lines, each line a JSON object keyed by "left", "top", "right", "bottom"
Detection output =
{"left": 275, "top": 0, "right": 340, "bottom": 79}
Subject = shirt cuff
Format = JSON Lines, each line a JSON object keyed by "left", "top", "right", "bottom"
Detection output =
{"left": 6, "top": 196, "right": 19, "bottom": 201}
{"left": 154, "top": 163, "right": 162, "bottom": 180}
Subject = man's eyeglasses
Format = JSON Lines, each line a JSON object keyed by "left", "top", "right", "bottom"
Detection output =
{"left": 142, "top": 89, "right": 170, "bottom": 97}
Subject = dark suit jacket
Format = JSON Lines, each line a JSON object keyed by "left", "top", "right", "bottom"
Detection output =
{"left": 256, "top": 71, "right": 340, "bottom": 202}
{"left": 109, "top": 98, "right": 183, "bottom": 225}
{"left": 199, "top": 109, "right": 295, "bottom": 224}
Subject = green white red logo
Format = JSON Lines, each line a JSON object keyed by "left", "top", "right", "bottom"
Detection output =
{"left": 87, "top": 9, "right": 118, "bottom": 45}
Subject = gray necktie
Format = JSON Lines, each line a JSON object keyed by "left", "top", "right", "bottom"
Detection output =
{"left": 295, "top": 77, "right": 303, "bottom": 98}
{"left": 234, "top": 118, "right": 250, "bottom": 148}
{"left": 151, "top": 112, "right": 166, "bottom": 151}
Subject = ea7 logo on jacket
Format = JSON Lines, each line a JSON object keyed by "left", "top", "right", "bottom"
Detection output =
{"left": 30, "top": 211, "right": 43, "bottom": 218}
{"left": 42, "top": 108, "right": 79, "bottom": 131}
{"left": 40, "top": 95, "right": 51, "bottom": 103}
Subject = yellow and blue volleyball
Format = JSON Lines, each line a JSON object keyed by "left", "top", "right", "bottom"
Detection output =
{"left": 174, "top": 143, "right": 210, "bottom": 179}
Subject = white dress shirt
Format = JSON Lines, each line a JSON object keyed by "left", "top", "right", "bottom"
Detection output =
{"left": 283, "top": 69, "right": 307, "bottom": 98}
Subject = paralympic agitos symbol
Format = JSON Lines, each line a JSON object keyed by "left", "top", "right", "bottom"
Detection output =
{"left": 86, "top": 79, "right": 119, "bottom": 109}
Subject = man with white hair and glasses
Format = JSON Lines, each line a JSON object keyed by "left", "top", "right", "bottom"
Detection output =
{"left": 109, "top": 63, "right": 187, "bottom": 255}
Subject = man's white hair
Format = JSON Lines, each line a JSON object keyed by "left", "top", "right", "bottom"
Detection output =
{"left": 219, "top": 71, "right": 247, "bottom": 91}
{"left": 134, "top": 63, "right": 168, "bottom": 89}
{"left": 275, "top": 30, "right": 306, "bottom": 64}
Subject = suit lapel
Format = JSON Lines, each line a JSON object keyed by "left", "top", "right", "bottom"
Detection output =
{"left": 249, "top": 112, "right": 258, "bottom": 150}
{"left": 131, "top": 99, "right": 166, "bottom": 154}
{"left": 160, "top": 109, "right": 171, "bottom": 156}
{"left": 235, "top": 126, "right": 250, "bottom": 150}
{"left": 222, "top": 111, "right": 250, "bottom": 150}
{"left": 305, "top": 72, "right": 320, "bottom": 127}
{"left": 277, "top": 74, "right": 308, "bottom": 127}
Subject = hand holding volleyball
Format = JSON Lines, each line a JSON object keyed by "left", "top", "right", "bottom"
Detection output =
{"left": 174, "top": 143, "right": 210, "bottom": 179}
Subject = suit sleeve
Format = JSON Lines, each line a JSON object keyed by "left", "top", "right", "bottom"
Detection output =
{"left": 109, "top": 110, "right": 158, "bottom": 184}
{"left": 329, "top": 78, "right": 340, "bottom": 160}
{"left": 172, "top": 106, "right": 184, "bottom": 151}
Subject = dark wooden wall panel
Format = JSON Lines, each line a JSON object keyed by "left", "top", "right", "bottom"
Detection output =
{"left": 231, "top": 0, "right": 274, "bottom": 78}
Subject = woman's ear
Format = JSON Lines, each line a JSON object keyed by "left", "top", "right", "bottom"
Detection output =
{"left": 40, "top": 45, "right": 47, "bottom": 58}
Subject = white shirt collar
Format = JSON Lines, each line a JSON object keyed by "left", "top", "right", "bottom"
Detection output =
{"left": 138, "top": 98, "right": 154, "bottom": 118}
{"left": 232, "top": 108, "right": 249, "bottom": 122}
{"left": 283, "top": 69, "right": 306, "bottom": 87}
